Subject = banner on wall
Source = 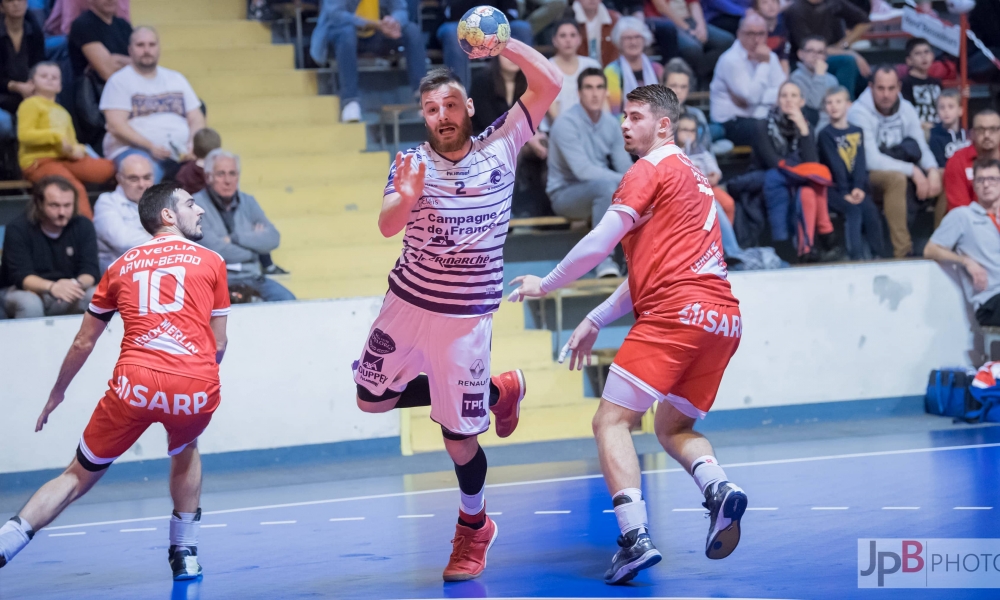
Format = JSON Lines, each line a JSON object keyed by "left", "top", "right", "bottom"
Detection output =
{"left": 901, "top": 7, "right": 961, "bottom": 57}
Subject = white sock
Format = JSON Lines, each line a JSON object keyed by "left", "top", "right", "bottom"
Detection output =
{"left": 0, "top": 517, "right": 34, "bottom": 563}
{"left": 460, "top": 489, "right": 485, "bottom": 516}
{"left": 691, "top": 455, "right": 727, "bottom": 495}
{"left": 169, "top": 509, "right": 200, "bottom": 548}
{"left": 612, "top": 488, "right": 647, "bottom": 535}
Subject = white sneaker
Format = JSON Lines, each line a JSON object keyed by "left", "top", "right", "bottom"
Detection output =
{"left": 341, "top": 100, "right": 362, "bottom": 123}
{"left": 596, "top": 257, "right": 622, "bottom": 279}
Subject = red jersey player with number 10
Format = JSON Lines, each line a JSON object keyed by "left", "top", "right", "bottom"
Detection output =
{"left": 0, "top": 183, "right": 230, "bottom": 582}
{"left": 510, "top": 85, "right": 747, "bottom": 585}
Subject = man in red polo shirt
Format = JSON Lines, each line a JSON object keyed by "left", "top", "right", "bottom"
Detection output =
{"left": 946, "top": 109, "right": 1000, "bottom": 211}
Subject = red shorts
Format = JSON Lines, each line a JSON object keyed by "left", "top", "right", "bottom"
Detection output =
{"left": 611, "top": 302, "right": 741, "bottom": 415}
{"left": 78, "top": 364, "right": 220, "bottom": 470}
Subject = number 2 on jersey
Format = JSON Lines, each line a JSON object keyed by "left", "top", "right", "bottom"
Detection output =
{"left": 455, "top": 181, "right": 466, "bottom": 195}
{"left": 133, "top": 267, "right": 186, "bottom": 315}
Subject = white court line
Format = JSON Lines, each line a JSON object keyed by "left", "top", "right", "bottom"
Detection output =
{"left": 398, "top": 514, "right": 434, "bottom": 519}
{"left": 746, "top": 508, "right": 778, "bottom": 511}
{"left": 672, "top": 508, "right": 703, "bottom": 512}
{"left": 120, "top": 528, "right": 156, "bottom": 532}
{"left": 603, "top": 509, "right": 615, "bottom": 513}
{"left": 261, "top": 520, "right": 297, "bottom": 525}
{"left": 883, "top": 507, "right": 920, "bottom": 510}
{"left": 43, "top": 441, "right": 1000, "bottom": 531}
{"left": 201, "top": 524, "right": 228, "bottom": 528}
{"left": 955, "top": 506, "right": 993, "bottom": 510}
{"left": 48, "top": 532, "right": 85, "bottom": 537}
{"left": 534, "top": 510, "right": 571, "bottom": 515}
{"left": 329, "top": 517, "right": 365, "bottom": 522}
{"left": 486, "top": 512, "right": 502, "bottom": 516}
{"left": 812, "top": 507, "right": 850, "bottom": 510}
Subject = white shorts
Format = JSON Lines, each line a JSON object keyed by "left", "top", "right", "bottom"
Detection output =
{"left": 355, "top": 291, "right": 493, "bottom": 437}
{"left": 602, "top": 364, "right": 708, "bottom": 420}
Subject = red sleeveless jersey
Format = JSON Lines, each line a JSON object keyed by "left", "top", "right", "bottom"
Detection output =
{"left": 88, "top": 234, "right": 231, "bottom": 383}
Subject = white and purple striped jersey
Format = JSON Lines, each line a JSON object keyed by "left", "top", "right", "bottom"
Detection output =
{"left": 383, "top": 100, "right": 536, "bottom": 316}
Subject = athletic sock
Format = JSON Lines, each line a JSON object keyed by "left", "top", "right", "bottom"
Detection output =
{"left": 489, "top": 381, "right": 500, "bottom": 407}
{"left": 691, "top": 455, "right": 727, "bottom": 496}
{"left": 0, "top": 516, "right": 34, "bottom": 564}
{"left": 169, "top": 508, "right": 201, "bottom": 550}
{"left": 454, "top": 446, "right": 488, "bottom": 530}
{"left": 395, "top": 375, "right": 432, "bottom": 408}
{"left": 611, "top": 488, "right": 648, "bottom": 537}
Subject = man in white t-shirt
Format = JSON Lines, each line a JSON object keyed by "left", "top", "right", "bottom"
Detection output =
{"left": 100, "top": 27, "right": 205, "bottom": 183}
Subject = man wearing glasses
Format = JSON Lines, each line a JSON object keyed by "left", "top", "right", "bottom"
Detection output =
{"left": 926, "top": 158, "right": 1000, "bottom": 327}
{"left": 93, "top": 154, "right": 156, "bottom": 272}
{"left": 945, "top": 109, "right": 1000, "bottom": 212}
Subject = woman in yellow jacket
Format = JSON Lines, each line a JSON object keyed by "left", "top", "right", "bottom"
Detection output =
{"left": 17, "top": 62, "right": 114, "bottom": 219}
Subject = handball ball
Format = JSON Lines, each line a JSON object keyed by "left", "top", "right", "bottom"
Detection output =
{"left": 457, "top": 6, "right": 511, "bottom": 60}
{"left": 946, "top": 0, "right": 975, "bottom": 13}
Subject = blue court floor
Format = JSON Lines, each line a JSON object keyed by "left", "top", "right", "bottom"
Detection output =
{"left": 2, "top": 421, "right": 999, "bottom": 599}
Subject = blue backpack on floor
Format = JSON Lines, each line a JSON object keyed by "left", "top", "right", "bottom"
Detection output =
{"left": 967, "top": 362, "right": 1000, "bottom": 423}
{"left": 925, "top": 369, "right": 976, "bottom": 419}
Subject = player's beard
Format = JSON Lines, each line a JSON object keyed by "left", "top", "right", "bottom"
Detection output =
{"left": 427, "top": 114, "right": 473, "bottom": 155}
{"left": 178, "top": 218, "right": 204, "bottom": 242}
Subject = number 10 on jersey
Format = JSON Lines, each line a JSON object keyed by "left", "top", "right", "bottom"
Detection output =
{"left": 133, "top": 267, "right": 186, "bottom": 315}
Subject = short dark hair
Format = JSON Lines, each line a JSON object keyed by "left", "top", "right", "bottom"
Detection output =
{"left": 418, "top": 67, "right": 465, "bottom": 99}
{"left": 625, "top": 84, "right": 681, "bottom": 123}
{"left": 938, "top": 88, "right": 961, "bottom": 103}
{"left": 27, "top": 61, "right": 60, "bottom": 81}
{"left": 27, "top": 176, "right": 77, "bottom": 225}
{"left": 905, "top": 37, "right": 932, "bottom": 56}
{"left": 662, "top": 57, "right": 694, "bottom": 87}
{"left": 577, "top": 67, "right": 606, "bottom": 90}
{"left": 674, "top": 113, "right": 698, "bottom": 127}
{"left": 193, "top": 128, "right": 222, "bottom": 159}
{"left": 973, "top": 108, "right": 1000, "bottom": 127}
{"left": 801, "top": 35, "right": 827, "bottom": 49}
{"left": 553, "top": 18, "right": 579, "bottom": 37}
{"left": 870, "top": 64, "right": 900, "bottom": 85}
{"left": 138, "top": 182, "right": 184, "bottom": 235}
{"left": 973, "top": 158, "right": 1000, "bottom": 177}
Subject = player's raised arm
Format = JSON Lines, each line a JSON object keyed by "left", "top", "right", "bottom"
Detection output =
{"left": 37, "top": 313, "right": 107, "bottom": 432}
{"left": 500, "top": 39, "right": 562, "bottom": 129}
{"left": 379, "top": 152, "right": 426, "bottom": 238}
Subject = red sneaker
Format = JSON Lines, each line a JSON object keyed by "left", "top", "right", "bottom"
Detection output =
{"left": 442, "top": 515, "right": 498, "bottom": 582}
{"left": 490, "top": 369, "right": 526, "bottom": 438}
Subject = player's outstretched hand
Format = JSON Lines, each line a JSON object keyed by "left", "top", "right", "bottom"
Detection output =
{"left": 394, "top": 151, "right": 426, "bottom": 205}
{"left": 36, "top": 392, "right": 63, "bottom": 432}
{"left": 507, "top": 275, "right": 544, "bottom": 302}
{"left": 559, "top": 318, "right": 600, "bottom": 370}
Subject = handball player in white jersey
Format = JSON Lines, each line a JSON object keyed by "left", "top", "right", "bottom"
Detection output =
{"left": 352, "top": 39, "right": 561, "bottom": 581}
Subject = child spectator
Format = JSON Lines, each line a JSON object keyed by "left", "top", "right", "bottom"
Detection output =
{"left": 17, "top": 62, "right": 114, "bottom": 219}
{"left": 901, "top": 37, "right": 942, "bottom": 134}
{"left": 817, "top": 86, "right": 886, "bottom": 259}
{"left": 753, "top": 0, "right": 789, "bottom": 74}
{"left": 928, "top": 88, "right": 970, "bottom": 170}
{"left": 674, "top": 113, "right": 735, "bottom": 222}
{"left": 790, "top": 35, "right": 838, "bottom": 128}
{"left": 176, "top": 128, "right": 222, "bottom": 195}
{"left": 662, "top": 58, "right": 714, "bottom": 150}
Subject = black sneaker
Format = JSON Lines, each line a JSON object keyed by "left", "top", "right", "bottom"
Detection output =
{"left": 703, "top": 481, "right": 748, "bottom": 560}
{"left": 264, "top": 264, "right": 290, "bottom": 275}
{"left": 603, "top": 528, "right": 662, "bottom": 585}
{"left": 169, "top": 545, "right": 203, "bottom": 581}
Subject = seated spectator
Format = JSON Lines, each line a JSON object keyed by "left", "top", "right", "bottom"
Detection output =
{"left": 644, "top": 0, "right": 734, "bottom": 84}
{"left": 709, "top": 13, "right": 784, "bottom": 146}
{"left": 604, "top": 16, "right": 662, "bottom": 119}
{"left": 674, "top": 112, "right": 734, "bottom": 222}
{"left": 176, "top": 127, "right": 221, "bottom": 195}
{"left": 546, "top": 67, "right": 631, "bottom": 277}
{"left": 548, "top": 19, "right": 601, "bottom": 121}
{"left": 524, "top": 0, "right": 569, "bottom": 39}
{"left": 752, "top": 0, "right": 789, "bottom": 74}
{"left": 900, "top": 37, "right": 941, "bottom": 136}
{"left": 193, "top": 149, "right": 295, "bottom": 301}
{"left": 0, "top": 175, "right": 99, "bottom": 318}
{"left": 701, "top": 0, "right": 751, "bottom": 35}
{"left": 100, "top": 27, "right": 205, "bottom": 183}
{"left": 434, "top": 0, "right": 532, "bottom": 90}
{"left": 662, "top": 57, "right": 713, "bottom": 150}
{"left": 0, "top": 0, "right": 45, "bottom": 141}
{"left": 929, "top": 89, "right": 969, "bottom": 172}
{"left": 308, "top": 0, "right": 427, "bottom": 124}
{"left": 817, "top": 86, "right": 886, "bottom": 259}
{"left": 789, "top": 35, "right": 837, "bottom": 127}
{"left": 848, "top": 66, "right": 940, "bottom": 257}
{"left": 92, "top": 153, "right": 153, "bottom": 272}
{"left": 755, "top": 81, "right": 839, "bottom": 262}
{"left": 784, "top": 0, "right": 870, "bottom": 99}
{"left": 18, "top": 62, "right": 114, "bottom": 219}
{"left": 945, "top": 109, "right": 1000, "bottom": 212}
{"left": 572, "top": 0, "right": 621, "bottom": 66}
{"left": 44, "top": 0, "right": 129, "bottom": 37}
{"left": 925, "top": 159, "right": 1000, "bottom": 327}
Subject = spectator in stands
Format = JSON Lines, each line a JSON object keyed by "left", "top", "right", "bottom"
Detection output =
{"left": 0, "top": 175, "right": 98, "bottom": 318}
{"left": 900, "top": 37, "right": 941, "bottom": 135}
{"left": 675, "top": 112, "right": 735, "bottom": 222}
{"left": 194, "top": 149, "right": 295, "bottom": 300}
{"left": 0, "top": 0, "right": 45, "bottom": 140}
{"left": 783, "top": 0, "right": 870, "bottom": 98}
{"left": 929, "top": 89, "right": 969, "bottom": 173}
{"left": 45, "top": 0, "right": 128, "bottom": 37}
{"left": 925, "top": 159, "right": 1000, "bottom": 327}
{"left": 18, "top": 62, "right": 114, "bottom": 219}
{"left": 789, "top": 35, "right": 837, "bottom": 127}
{"left": 100, "top": 27, "right": 204, "bottom": 184}
{"left": 662, "top": 57, "right": 713, "bottom": 151}
{"left": 644, "top": 0, "right": 734, "bottom": 84}
{"left": 752, "top": 0, "right": 789, "bottom": 74}
{"left": 176, "top": 127, "right": 221, "bottom": 195}
{"left": 755, "top": 81, "right": 838, "bottom": 262}
{"left": 92, "top": 153, "right": 152, "bottom": 272}
{"left": 604, "top": 16, "right": 662, "bottom": 119}
{"left": 848, "top": 65, "right": 940, "bottom": 257}
{"left": 548, "top": 19, "right": 601, "bottom": 121}
{"left": 525, "top": 0, "right": 569, "bottom": 39}
{"left": 701, "top": 0, "right": 751, "bottom": 35}
{"left": 967, "top": 1, "right": 1000, "bottom": 85}
{"left": 434, "top": 0, "right": 532, "bottom": 89}
{"left": 546, "top": 67, "right": 631, "bottom": 277}
{"left": 945, "top": 109, "right": 1000, "bottom": 213}
{"left": 709, "top": 13, "right": 784, "bottom": 146}
{"left": 817, "top": 86, "right": 886, "bottom": 259}
{"left": 67, "top": 0, "right": 131, "bottom": 82}
{"left": 572, "top": 0, "right": 621, "bottom": 66}
{"left": 308, "top": 0, "right": 427, "bottom": 124}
